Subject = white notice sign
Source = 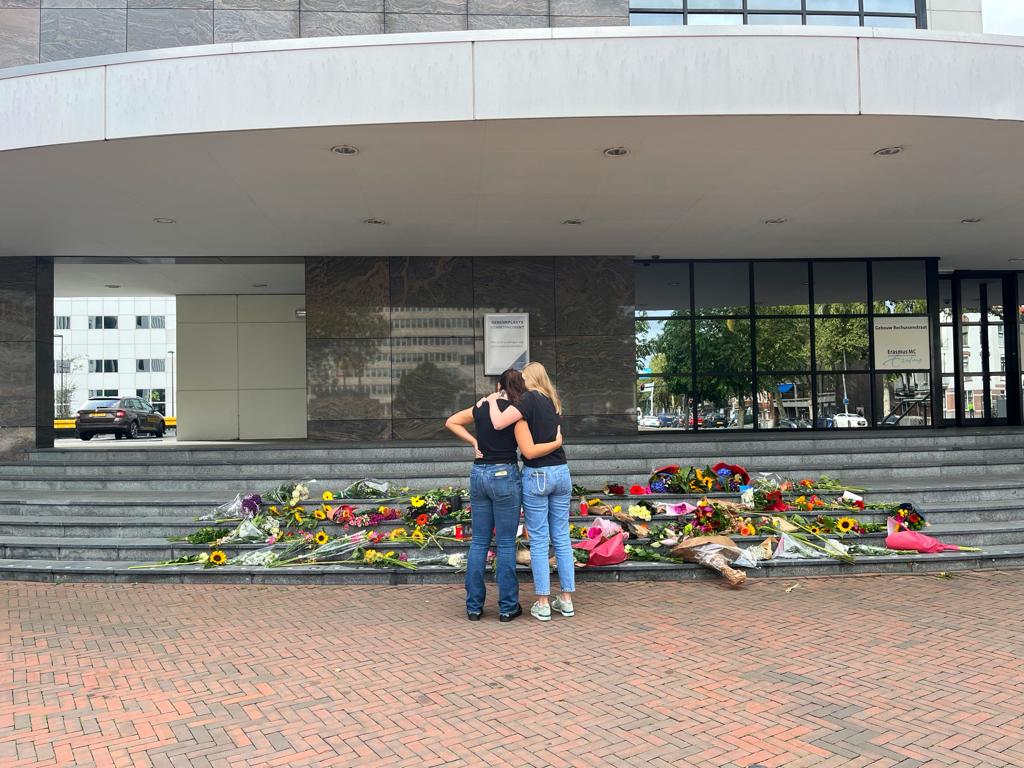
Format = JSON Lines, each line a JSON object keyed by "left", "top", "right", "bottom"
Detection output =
{"left": 484, "top": 313, "right": 530, "bottom": 375}
{"left": 873, "top": 317, "right": 930, "bottom": 370}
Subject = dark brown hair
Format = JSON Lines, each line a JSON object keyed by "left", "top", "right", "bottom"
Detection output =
{"left": 498, "top": 368, "right": 528, "bottom": 405}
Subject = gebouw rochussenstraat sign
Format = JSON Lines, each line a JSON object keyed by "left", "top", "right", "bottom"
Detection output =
{"left": 484, "top": 314, "right": 530, "bottom": 375}
{"left": 873, "top": 317, "right": 930, "bottom": 370}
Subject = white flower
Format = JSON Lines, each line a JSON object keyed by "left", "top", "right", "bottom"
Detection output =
{"left": 447, "top": 554, "right": 467, "bottom": 569}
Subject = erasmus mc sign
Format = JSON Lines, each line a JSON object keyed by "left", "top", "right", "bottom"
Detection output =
{"left": 873, "top": 317, "right": 930, "bottom": 370}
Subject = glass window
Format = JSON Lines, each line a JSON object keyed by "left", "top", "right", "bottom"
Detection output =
{"left": 815, "top": 317, "right": 870, "bottom": 370}
{"left": 687, "top": 13, "right": 744, "bottom": 24}
{"left": 747, "top": 13, "right": 802, "bottom": 23}
{"left": 688, "top": 0, "right": 741, "bottom": 7}
{"left": 814, "top": 262, "right": 867, "bottom": 313}
{"left": 939, "top": 279, "right": 954, "bottom": 323}
{"left": 630, "top": 0, "right": 682, "bottom": 7}
{"left": 760, "top": 375, "right": 813, "bottom": 429}
{"left": 636, "top": 262, "right": 690, "bottom": 313}
{"left": 630, "top": 12, "right": 683, "bottom": 23}
{"left": 806, "top": 0, "right": 857, "bottom": 10}
{"left": 864, "top": 15, "right": 917, "bottom": 28}
{"left": 695, "top": 318, "right": 751, "bottom": 371}
{"left": 694, "top": 262, "right": 749, "bottom": 316}
{"left": 640, "top": 317, "right": 691, "bottom": 376}
{"left": 876, "top": 372, "right": 931, "bottom": 426}
{"left": 816, "top": 373, "right": 872, "bottom": 426}
{"left": 756, "top": 318, "right": 810, "bottom": 370}
{"left": 748, "top": 0, "right": 800, "bottom": 9}
{"left": 940, "top": 325, "right": 955, "bottom": 373}
{"left": 89, "top": 316, "right": 118, "bottom": 330}
{"left": 53, "top": 360, "right": 71, "bottom": 374}
{"left": 89, "top": 359, "right": 118, "bottom": 373}
{"left": 864, "top": 0, "right": 915, "bottom": 10}
{"left": 962, "top": 375, "right": 985, "bottom": 419}
{"left": 151, "top": 316, "right": 166, "bottom": 329}
{"left": 873, "top": 260, "right": 927, "bottom": 314}
{"left": 941, "top": 376, "right": 956, "bottom": 421}
{"left": 990, "top": 376, "right": 1008, "bottom": 418}
{"left": 694, "top": 378, "right": 753, "bottom": 430}
{"left": 806, "top": 14, "right": 860, "bottom": 25}
{"left": 54, "top": 316, "right": 70, "bottom": 330}
{"left": 753, "top": 261, "right": 809, "bottom": 315}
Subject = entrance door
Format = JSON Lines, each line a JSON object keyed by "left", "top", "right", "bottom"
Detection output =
{"left": 939, "top": 274, "right": 1017, "bottom": 425}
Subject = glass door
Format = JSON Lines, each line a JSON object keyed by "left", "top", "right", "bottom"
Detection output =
{"left": 940, "top": 275, "right": 1011, "bottom": 425}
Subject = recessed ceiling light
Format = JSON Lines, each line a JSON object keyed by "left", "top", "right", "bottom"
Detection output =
{"left": 873, "top": 146, "right": 904, "bottom": 157}
{"left": 1009, "top": 258, "right": 1024, "bottom": 262}
{"left": 153, "top": 217, "right": 176, "bottom": 224}
{"left": 668, "top": 282, "right": 680, "bottom": 287}
{"left": 252, "top": 283, "right": 268, "bottom": 288}
{"left": 104, "top": 284, "right": 121, "bottom": 289}
{"left": 331, "top": 145, "right": 359, "bottom": 156}
{"left": 764, "top": 218, "right": 788, "bottom": 225}
{"left": 960, "top": 217, "right": 982, "bottom": 224}
{"left": 562, "top": 218, "right": 584, "bottom": 226}
{"left": 363, "top": 217, "right": 386, "bottom": 225}
{"left": 603, "top": 146, "right": 629, "bottom": 157}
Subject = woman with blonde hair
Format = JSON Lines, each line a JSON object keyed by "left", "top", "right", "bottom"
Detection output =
{"left": 484, "top": 361, "right": 575, "bottom": 622}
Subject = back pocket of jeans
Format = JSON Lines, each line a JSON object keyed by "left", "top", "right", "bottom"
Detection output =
{"left": 491, "top": 473, "right": 514, "bottom": 499}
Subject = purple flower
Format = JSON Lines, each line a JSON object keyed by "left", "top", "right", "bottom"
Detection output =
{"left": 398, "top": 552, "right": 408, "bottom": 562}
{"left": 650, "top": 480, "right": 668, "bottom": 493}
{"left": 241, "top": 493, "right": 262, "bottom": 517}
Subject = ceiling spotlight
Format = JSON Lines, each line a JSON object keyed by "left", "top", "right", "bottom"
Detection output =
{"left": 603, "top": 146, "right": 629, "bottom": 157}
{"left": 104, "top": 284, "right": 121, "bottom": 289}
{"left": 873, "top": 146, "right": 904, "bottom": 157}
{"left": 764, "top": 218, "right": 788, "bottom": 225}
{"left": 1009, "top": 258, "right": 1024, "bottom": 262}
{"left": 363, "top": 218, "right": 386, "bottom": 225}
{"left": 330, "top": 145, "right": 359, "bottom": 156}
{"left": 153, "top": 217, "right": 176, "bottom": 224}
{"left": 960, "top": 218, "right": 982, "bottom": 224}
{"left": 561, "top": 219, "right": 584, "bottom": 226}
{"left": 668, "top": 282, "right": 680, "bottom": 287}
{"left": 252, "top": 283, "right": 268, "bottom": 288}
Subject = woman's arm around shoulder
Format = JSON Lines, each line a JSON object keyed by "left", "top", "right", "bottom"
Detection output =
{"left": 514, "top": 421, "right": 563, "bottom": 460}
{"left": 485, "top": 391, "right": 523, "bottom": 430}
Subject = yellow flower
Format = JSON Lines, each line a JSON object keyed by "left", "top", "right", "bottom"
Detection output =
{"left": 410, "top": 496, "right": 426, "bottom": 508}
{"left": 794, "top": 496, "right": 807, "bottom": 506}
{"left": 836, "top": 517, "right": 857, "bottom": 534}
{"left": 411, "top": 528, "right": 427, "bottom": 544}
{"left": 588, "top": 498, "right": 601, "bottom": 507}
{"left": 363, "top": 550, "right": 377, "bottom": 564}
{"left": 390, "top": 527, "right": 408, "bottom": 541}
{"left": 293, "top": 511, "right": 303, "bottom": 524}
{"left": 378, "top": 505, "right": 388, "bottom": 513}
{"left": 209, "top": 550, "right": 227, "bottom": 566}
{"left": 322, "top": 491, "right": 334, "bottom": 501}
{"left": 314, "top": 509, "right": 327, "bottom": 521}
{"left": 315, "top": 531, "right": 329, "bottom": 546}
{"left": 269, "top": 506, "right": 278, "bottom": 514}
{"left": 809, "top": 525, "right": 822, "bottom": 535}
{"left": 613, "top": 505, "right": 621, "bottom": 514}
{"left": 385, "top": 551, "right": 395, "bottom": 559}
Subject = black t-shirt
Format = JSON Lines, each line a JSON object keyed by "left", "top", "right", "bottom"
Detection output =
{"left": 473, "top": 400, "right": 518, "bottom": 465}
{"left": 516, "top": 391, "right": 567, "bottom": 468}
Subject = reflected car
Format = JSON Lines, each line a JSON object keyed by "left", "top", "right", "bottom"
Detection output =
{"left": 639, "top": 416, "right": 661, "bottom": 428}
{"left": 75, "top": 397, "right": 166, "bottom": 440}
{"left": 832, "top": 412, "right": 868, "bottom": 428}
{"left": 702, "top": 412, "right": 726, "bottom": 428}
{"left": 778, "top": 418, "right": 814, "bottom": 429}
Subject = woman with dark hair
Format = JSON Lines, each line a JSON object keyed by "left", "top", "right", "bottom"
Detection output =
{"left": 445, "top": 369, "right": 562, "bottom": 622}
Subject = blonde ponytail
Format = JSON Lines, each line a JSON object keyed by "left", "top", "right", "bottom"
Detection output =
{"left": 522, "top": 362, "right": 563, "bottom": 415}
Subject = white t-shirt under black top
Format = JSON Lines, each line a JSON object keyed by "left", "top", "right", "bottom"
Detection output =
{"left": 517, "top": 391, "right": 566, "bottom": 468}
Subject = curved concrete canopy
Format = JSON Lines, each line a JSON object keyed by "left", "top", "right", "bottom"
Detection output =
{"left": 1, "top": 27, "right": 1024, "bottom": 266}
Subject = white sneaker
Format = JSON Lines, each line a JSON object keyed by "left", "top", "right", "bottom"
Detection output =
{"left": 530, "top": 601, "right": 551, "bottom": 622}
{"left": 551, "top": 596, "right": 574, "bottom": 617}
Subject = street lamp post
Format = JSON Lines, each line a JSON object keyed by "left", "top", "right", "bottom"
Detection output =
{"left": 53, "top": 334, "right": 65, "bottom": 417}
{"left": 167, "top": 350, "right": 175, "bottom": 418}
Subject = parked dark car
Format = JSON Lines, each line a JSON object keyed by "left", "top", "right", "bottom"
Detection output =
{"left": 75, "top": 397, "right": 165, "bottom": 440}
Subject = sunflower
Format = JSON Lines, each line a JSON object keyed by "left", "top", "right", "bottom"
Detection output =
{"left": 836, "top": 517, "right": 857, "bottom": 534}
{"left": 808, "top": 525, "right": 822, "bottom": 535}
{"left": 322, "top": 491, "right": 335, "bottom": 501}
{"left": 209, "top": 550, "right": 227, "bottom": 566}
{"left": 293, "top": 511, "right": 304, "bottom": 524}
{"left": 314, "top": 508, "right": 327, "bottom": 521}
{"left": 314, "top": 531, "right": 329, "bottom": 546}
{"left": 410, "top": 496, "right": 426, "bottom": 508}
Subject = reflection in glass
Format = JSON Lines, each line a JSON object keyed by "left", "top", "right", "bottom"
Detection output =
{"left": 987, "top": 281, "right": 1005, "bottom": 322}
{"left": 759, "top": 375, "right": 813, "bottom": 429}
{"left": 988, "top": 325, "right": 1006, "bottom": 373}
{"left": 961, "top": 325, "right": 982, "bottom": 373}
{"left": 747, "top": 13, "right": 802, "bottom": 23}
{"left": 963, "top": 375, "right": 984, "bottom": 419}
{"left": 940, "top": 325, "right": 955, "bottom": 373}
{"left": 630, "top": 12, "right": 684, "bottom": 24}
{"left": 816, "top": 374, "right": 871, "bottom": 427}
{"left": 864, "top": 0, "right": 914, "bottom": 10}
{"left": 939, "top": 279, "right": 953, "bottom": 323}
{"left": 629, "top": 0, "right": 682, "bottom": 7}
{"left": 639, "top": 316, "right": 690, "bottom": 377}
{"left": 876, "top": 372, "right": 931, "bottom": 426}
{"left": 753, "top": 261, "right": 809, "bottom": 314}
{"left": 873, "top": 260, "right": 927, "bottom": 314}
{"left": 636, "top": 376, "right": 693, "bottom": 431}
{"left": 694, "top": 379, "right": 753, "bottom": 430}
{"left": 687, "top": 13, "right": 744, "bottom": 24}
{"left": 814, "top": 261, "right": 867, "bottom": 313}
{"left": 941, "top": 376, "right": 956, "bottom": 422}
{"left": 806, "top": 0, "right": 857, "bottom": 9}
{"left": 635, "top": 262, "right": 690, "bottom": 313}
{"left": 694, "top": 262, "right": 750, "bottom": 316}
{"left": 694, "top": 318, "right": 751, "bottom": 371}
{"left": 991, "top": 375, "right": 1008, "bottom": 418}
{"left": 688, "top": 0, "right": 740, "bottom": 7}
{"left": 756, "top": 318, "right": 810, "bottom": 371}
{"left": 864, "top": 15, "right": 916, "bottom": 28}
{"left": 748, "top": 0, "right": 800, "bottom": 8}
{"left": 814, "top": 317, "right": 869, "bottom": 370}
{"left": 806, "top": 14, "right": 860, "bottom": 25}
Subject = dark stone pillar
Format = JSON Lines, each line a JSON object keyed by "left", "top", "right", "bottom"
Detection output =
{"left": 0, "top": 257, "right": 54, "bottom": 459}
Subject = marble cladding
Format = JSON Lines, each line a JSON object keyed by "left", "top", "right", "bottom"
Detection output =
{"left": 0, "top": 258, "right": 53, "bottom": 458}
{"left": 128, "top": 9, "right": 213, "bottom": 50}
{"left": 306, "top": 255, "right": 635, "bottom": 440}
{"left": 0, "top": 9, "right": 39, "bottom": 68}
{"left": 6, "top": 0, "right": 632, "bottom": 65}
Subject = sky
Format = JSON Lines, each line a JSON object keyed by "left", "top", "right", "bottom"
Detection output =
{"left": 983, "top": 0, "right": 1024, "bottom": 35}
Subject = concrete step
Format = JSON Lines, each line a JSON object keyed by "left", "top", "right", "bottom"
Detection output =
{"left": 2, "top": 544, "right": 1022, "bottom": 584}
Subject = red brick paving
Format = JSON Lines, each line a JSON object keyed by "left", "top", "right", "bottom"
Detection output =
{"left": 2, "top": 572, "right": 1024, "bottom": 768}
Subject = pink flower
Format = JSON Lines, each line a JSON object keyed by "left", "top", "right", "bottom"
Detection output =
{"left": 587, "top": 527, "right": 602, "bottom": 539}
{"left": 266, "top": 535, "right": 277, "bottom": 545}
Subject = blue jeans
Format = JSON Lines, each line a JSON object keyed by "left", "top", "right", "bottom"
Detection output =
{"left": 467, "top": 463, "right": 521, "bottom": 615}
{"left": 521, "top": 464, "right": 575, "bottom": 597}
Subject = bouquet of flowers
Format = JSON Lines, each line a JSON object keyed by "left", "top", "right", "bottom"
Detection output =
{"left": 890, "top": 503, "right": 928, "bottom": 531}
{"left": 338, "top": 478, "right": 391, "bottom": 499}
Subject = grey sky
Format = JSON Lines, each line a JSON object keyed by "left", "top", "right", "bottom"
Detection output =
{"left": 984, "top": 0, "right": 1024, "bottom": 35}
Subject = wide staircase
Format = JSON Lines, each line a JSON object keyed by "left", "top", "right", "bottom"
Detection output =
{"left": 1, "top": 428, "right": 1024, "bottom": 584}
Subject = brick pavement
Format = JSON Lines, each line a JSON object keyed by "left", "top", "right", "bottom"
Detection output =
{"left": 2, "top": 571, "right": 1023, "bottom": 768}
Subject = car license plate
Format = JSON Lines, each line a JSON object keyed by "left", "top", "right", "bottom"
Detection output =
{"left": 92, "top": 412, "right": 108, "bottom": 417}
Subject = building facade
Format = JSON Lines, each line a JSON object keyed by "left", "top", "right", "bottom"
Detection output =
{"left": 0, "top": 0, "right": 981, "bottom": 70}
{"left": 53, "top": 297, "right": 177, "bottom": 416}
